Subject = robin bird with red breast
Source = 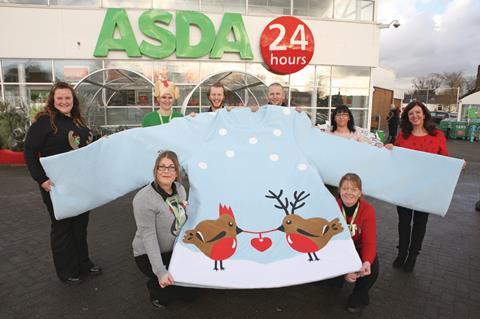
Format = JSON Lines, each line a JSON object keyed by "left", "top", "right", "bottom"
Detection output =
{"left": 266, "top": 190, "right": 344, "bottom": 261}
{"left": 183, "top": 204, "right": 243, "bottom": 270}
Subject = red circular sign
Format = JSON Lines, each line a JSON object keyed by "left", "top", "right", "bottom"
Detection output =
{"left": 260, "top": 16, "right": 315, "bottom": 75}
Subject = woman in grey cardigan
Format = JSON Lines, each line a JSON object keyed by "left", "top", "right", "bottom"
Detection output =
{"left": 132, "top": 150, "right": 193, "bottom": 309}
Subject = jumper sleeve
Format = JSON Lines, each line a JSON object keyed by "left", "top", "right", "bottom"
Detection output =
{"left": 24, "top": 117, "right": 49, "bottom": 185}
{"left": 40, "top": 114, "right": 212, "bottom": 220}
{"left": 133, "top": 194, "right": 167, "bottom": 279}
{"left": 359, "top": 205, "right": 376, "bottom": 264}
{"left": 294, "top": 112, "right": 463, "bottom": 216}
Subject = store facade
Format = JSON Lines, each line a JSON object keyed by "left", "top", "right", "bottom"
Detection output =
{"left": 0, "top": 0, "right": 380, "bottom": 132}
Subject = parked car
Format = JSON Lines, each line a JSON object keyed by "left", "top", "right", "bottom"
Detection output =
{"left": 449, "top": 113, "right": 458, "bottom": 120}
{"left": 430, "top": 111, "right": 449, "bottom": 124}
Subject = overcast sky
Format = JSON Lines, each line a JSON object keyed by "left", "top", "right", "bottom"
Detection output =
{"left": 378, "top": 0, "right": 480, "bottom": 88}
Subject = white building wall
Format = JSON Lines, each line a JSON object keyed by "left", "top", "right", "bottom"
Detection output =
{"left": 0, "top": 7, "right": 380, "bottom": 67}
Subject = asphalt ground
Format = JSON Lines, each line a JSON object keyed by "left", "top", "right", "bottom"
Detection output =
{"left": 1, "top": 139, "right": 479, "bottom": 319}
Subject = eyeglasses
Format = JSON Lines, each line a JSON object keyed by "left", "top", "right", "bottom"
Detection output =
{"left": 157, "top": 165, "right": 176, "bottom": 172}
{"left": 335, "top": 113, "right": 349, "bottom": 118}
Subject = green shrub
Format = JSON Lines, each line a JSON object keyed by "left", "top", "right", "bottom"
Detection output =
{"left": 0, "top": 102, "right": 29, "bottom": 151}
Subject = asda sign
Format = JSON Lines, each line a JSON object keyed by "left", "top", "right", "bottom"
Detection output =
{"left": 94, "top": 9, "right": 254, "bottom": 60}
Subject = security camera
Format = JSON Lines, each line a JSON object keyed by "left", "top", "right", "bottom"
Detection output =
{"left": 392, "top": 20, "right": 400, "bottom": 28}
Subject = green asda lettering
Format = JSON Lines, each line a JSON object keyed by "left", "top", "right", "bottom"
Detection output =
{"left": 94, "top": 9, "right": 254, "bottom": 60}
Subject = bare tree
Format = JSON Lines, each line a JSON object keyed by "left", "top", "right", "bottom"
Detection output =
{"left": 440, "top": 71, "right": 467, "bottom": 94}
{"left": 411, "top": 73, "right": 442, "bottom": 103}
{"left": 465, "top": 75, "right": 477, "bottom": 93}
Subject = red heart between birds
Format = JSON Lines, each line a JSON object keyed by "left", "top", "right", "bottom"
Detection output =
{"left": 251, "top": 237, "right": 272, "bottom": 252}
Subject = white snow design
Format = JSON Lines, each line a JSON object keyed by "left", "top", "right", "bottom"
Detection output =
{"left": 219, "top": 128, "right": 228, "bottom": 136}
{"left": 297, "top": 163, "right": 308, "bottom": 171}
{"left": 198, "top": 162, "right": 208, "bottom": 170}
{"left": 282, "top": 108, "right": 292, "bottom": 115}
{"left": 249, "top": 137, "right": 258, "bottom": 145}
{"left": 225, "top": 150, "right": 235, "bottom": 158}
{"left": 273, "top": 129, "right": 282, "bottom": 137}
{"left": 270, "top": 154, "right": 279, "bottom": 162}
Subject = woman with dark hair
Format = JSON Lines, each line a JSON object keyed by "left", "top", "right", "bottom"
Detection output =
{"left": 337, "top": 173, "right": 378, "bottom": 313}
{"left": 385, "top": 101, "right": 448, "bottom": 272}
{"left": 132, "top": 150, "right": 195, "bottom": 309}
{"left": 24, "top": 81, "right": 101, "bottom": 284}
{"left": 330, "top": 105, "right": 357, "bottom": 137}
{"left": 329, "top": 105, "right": 380, "bottom": 145}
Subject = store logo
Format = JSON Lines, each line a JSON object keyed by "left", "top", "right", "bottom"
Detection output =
{"left": 260, "top": 16, "right": 314, "bottom": 75}
{"left": 94, "top": 9, "right": 254, "bottom": 60}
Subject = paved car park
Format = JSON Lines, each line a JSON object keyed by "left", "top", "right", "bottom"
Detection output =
{"left": 1, "top": 139, "right": 479, "bottom": 319}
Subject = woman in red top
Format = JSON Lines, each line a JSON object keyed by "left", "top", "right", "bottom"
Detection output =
{"left": 386, "top": 101, "right": 448, "bottom": 273}
{"left": 337, "top": 173, "right": 378, "bottom": 313}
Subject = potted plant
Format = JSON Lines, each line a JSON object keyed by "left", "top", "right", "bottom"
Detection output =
{"left": 0, "top": 101, "right": 29, "bottom": 165}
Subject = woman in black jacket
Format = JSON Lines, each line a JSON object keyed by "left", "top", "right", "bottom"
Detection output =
{"left": 24, "top": 82, "right": 101, "bottom": 284}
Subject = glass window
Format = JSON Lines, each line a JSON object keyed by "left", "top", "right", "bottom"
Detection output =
{"left": 106, "top": 107, "right": 146, "bottom": 126}
{"left": 54, "top": 60, "right": 103, "bottom": 83}
{"left": 202, "top": 0, "right": 246, "bottom": 14}
{"left": 350, "top": 109, "right": 368, "bottom": 128}
{"left": 2, "top": 60, "right": 52, "bottom": 83}
{"left": 316, "top": 87, "right": 330, "bottom": 108}
{"left": 316, "top": 65, "right": 331, "bottom": 88}
{"left": 176, "top": 84, "right": 196, "bottom": 106}
{"left": 153, "top": 0, "right": 199, "bottom": 10}
{"left": 50, "top": 0, "right": 100, "bottom": 6}
{"left": 248, "top": 0, "right": 290, "bottom": 15}
{"left": 290, "top": 87, "right": 313, "bottom": 108}
{"left": 102, "top": 0, "right": 151, "bottom": 8}
{"left": 199, "top": 62, "right": 245, "bottom": 79}
{"left": 290, "top": 65, "right": 315, "bottom": 87}
{"left": 331, "top": 66, "right": 370, "bottom": 88}
{"left": 334, "top": 0, "right": 374, "bottom": 21}
{"left": 0, "top": 0, "right": 47, "bottom": 4}
{"left": 153, "top": 62, "right": 200, "bottom": 84}
{"left": 246, "top": 63, "right": 288, "bottom": 86}
{"left": 330, "top": 88, "right": 369, "bottom": 109}
{"left": 3, "top": 84, "right": 51, "bottom": 109}
{"left": 293, "top": 0, "right": 333, "bottom": 18}
{"left": 314, "top": 107, "right": 330, "bottom": 125}
{"left": 104, "top": 60, "right": 154, "bottom": 81}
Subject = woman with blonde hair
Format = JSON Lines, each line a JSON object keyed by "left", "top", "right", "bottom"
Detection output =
{"left": 142, "top": 80, "right": 183, "bottom": 127}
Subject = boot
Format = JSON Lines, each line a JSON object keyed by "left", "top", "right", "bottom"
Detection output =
{"left": 403, "top": 252, "right": 418, "bottom": 272}
{"left": 392, "top": 250, "right": 408, "bottom": 268}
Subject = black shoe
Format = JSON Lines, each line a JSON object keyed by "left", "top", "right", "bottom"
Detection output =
{"left": 403, "top": 253, "right": 418, "bottom": 272}
{"left": 392, "top": 251, "right": 408, "bottom": 268}
{"left": 63, "top": 277, "right": 82, "bottom": 285}
{"left": 150, "top": 298, "right": 166, "bottom": 309}
{"left": 346, "top": 294, "right": 367, "bottom": 313}
{"left": 88, "top": 265, "right": 103, "bottom": 276}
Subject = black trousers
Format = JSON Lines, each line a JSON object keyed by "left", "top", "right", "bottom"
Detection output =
{"left": 350, "top": 257, "right": 379, "bottom": 305}
{"left": 396, "top": 206, "right": 429, "bottom": 254}
{"left": 134, "top": 253, "right": 197, "bottom": 305}
{"left": 324, "top": 256, "right": 379, "bottom": 305}
{"left": 40, "top": 188, "right": 93, "bottom": 281}
{"left": 387, "top": 123, "right": 398, "bottom": 144}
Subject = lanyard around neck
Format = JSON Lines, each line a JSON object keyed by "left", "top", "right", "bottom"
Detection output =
{"left": 341, "top": 203, "right": 359, "bottom": 237}
{"left": 158, "top": 110, "right": 173, "bottom": 125}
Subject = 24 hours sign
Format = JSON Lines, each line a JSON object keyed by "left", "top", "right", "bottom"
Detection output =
{"left": 260, "top": 16, "right": 314, "bottom": 75}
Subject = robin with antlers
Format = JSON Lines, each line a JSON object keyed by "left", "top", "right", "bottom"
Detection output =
{"left": 266, "top": 190, "right": 344, "bottom": 262}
